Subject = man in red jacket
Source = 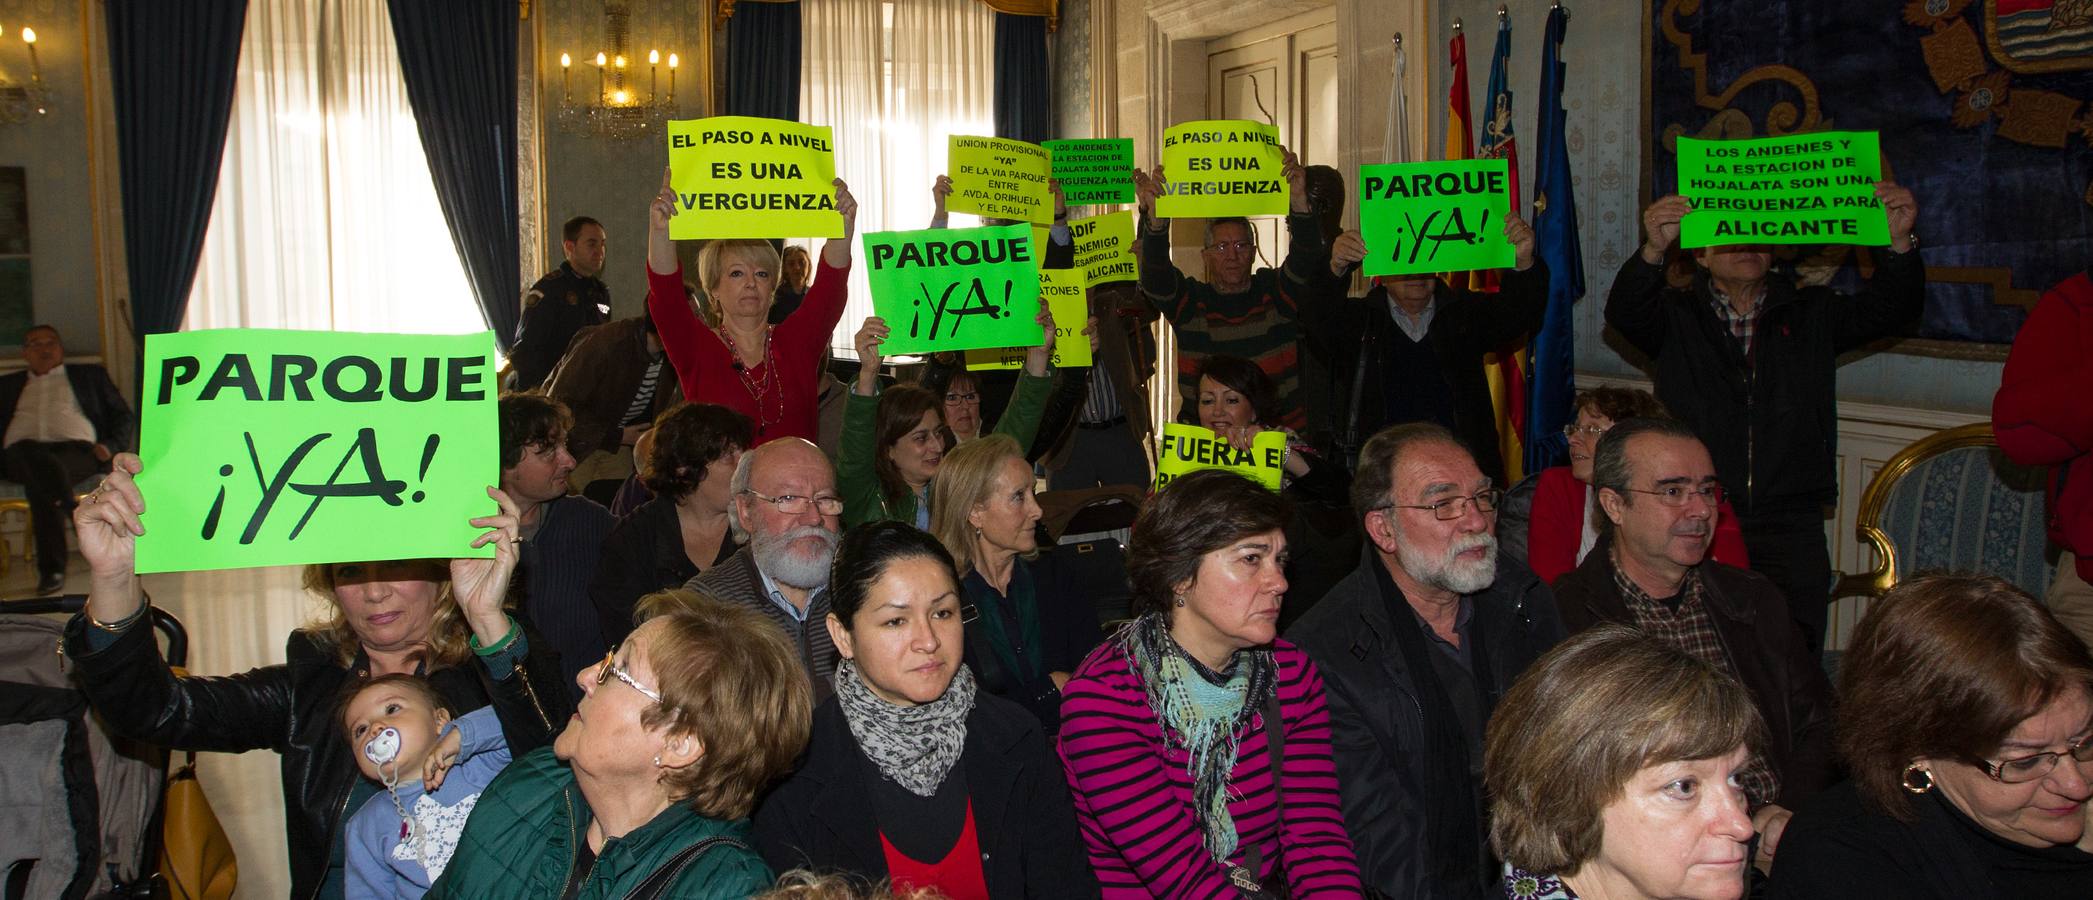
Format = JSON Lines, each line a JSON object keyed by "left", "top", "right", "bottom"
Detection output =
{"left": 1993, "top": 269, "right": 2093, "bottom": 648}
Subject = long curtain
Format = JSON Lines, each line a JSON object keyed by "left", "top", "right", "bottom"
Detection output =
{"left": 185, "top": 0, "right": 483, "bottom": 335}
{"left": 803, "top": 0, "right": 996, "bottom": 355}
{"left": 387, "top": 0, "right": 520, "bottom": 353}
{"left": 729, "top": 1, "right": 803, "bottom": 120}
{"left": 993, "top": 12, "right": 1049, "bottom": 144}
{"left": 105, "top": 0, "right": 248, "bottom": 358}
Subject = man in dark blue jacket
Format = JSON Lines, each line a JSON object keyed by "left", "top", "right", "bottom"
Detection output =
{"left": 1606, "top": 184, "right": 1923, "bottom": 650}
{"left": 0, "top": 325, "right": 132, "bottom": 593}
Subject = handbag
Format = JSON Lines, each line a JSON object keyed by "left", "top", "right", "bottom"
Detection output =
{"left": 156, "top": 752, "right": 236, "bottom": 900}
{"left": 1226, "top": 693, "right": 1288, "bottom": 899}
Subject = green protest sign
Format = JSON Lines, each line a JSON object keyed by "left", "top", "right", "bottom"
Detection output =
{"left": 134, "top": 329, "right": 500, "bottom": 574}
{"left": 965, "top": 268, "right": 1091, "bottom": 370}
{"left": 863, "top": 223, "right": 1044, "bottom": 355}
{"left": 1358, "top": 159, "right": 1516, "bottom": 276}
{"left": 1154, "top": 423, "right": 1286, "bottom": 492}
{"left": 1070, "top": 211, "right": 1138, "bottom": 287}
{"left": 667, "top": 116, "right": 842, "bottom": 239}
{"left": 1044, "top": 138, "right": 1136, "bottom": 205}
{"left": 948, "top": 135, "right": 1053, "bottom": 224}
{"left": 1155, "top": 120, "right": 1290, "bottom": 218}
{"left": 1676, "top": 131, "right": 1889, "bottom": 248}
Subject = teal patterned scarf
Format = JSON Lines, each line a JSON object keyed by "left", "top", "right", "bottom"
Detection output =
{"left": 1124, "top": 613, "right": 1275, "bottom": 866}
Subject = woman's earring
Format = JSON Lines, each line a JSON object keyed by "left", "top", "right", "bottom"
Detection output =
{"left": 1901, "top": 762, "right": 1934, "bottom": 794}
{"left": 653, "top": 754, "right": 663, "bottom": 768}
{"left": 1174, "top": 593, "right": 1186, "bottom": 608}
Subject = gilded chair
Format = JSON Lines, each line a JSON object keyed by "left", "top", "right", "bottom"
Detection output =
{"left": 0, "top": 475, "right": 106, "bottom": 576}
{"left": 1832, "top": 422, "right": 2052, "bottom": 602}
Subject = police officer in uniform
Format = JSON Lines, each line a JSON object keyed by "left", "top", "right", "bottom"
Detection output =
{"left": 511, "top": 215, "right": 612, "bottom": 391}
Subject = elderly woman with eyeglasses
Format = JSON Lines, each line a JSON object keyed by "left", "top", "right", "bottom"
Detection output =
{"left": 1768, "top": 574, "right": 2093, "bottom": 899}
{"left": 431, "top": 591, "right": 813, "bottom": 899}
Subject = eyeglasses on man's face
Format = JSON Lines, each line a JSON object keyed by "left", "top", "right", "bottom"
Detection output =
{"left": 1381, "top": 488, "right": 1504, "bottom": 521}
{"left": 740, "top": 489, "right": 844, "bottom": 517}
{"left": 1619, "top": 483, "right": 1726, "bottom": 508}
{"left": 1204, "top": 240, "right": 1254, "bottom": 254}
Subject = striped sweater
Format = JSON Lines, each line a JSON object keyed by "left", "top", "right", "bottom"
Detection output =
{"left": 1057, "top": 635, "right": 1364, "bottom": 898}
{"left": 1140, "top": 212, "right": 1328, "bottom": 431}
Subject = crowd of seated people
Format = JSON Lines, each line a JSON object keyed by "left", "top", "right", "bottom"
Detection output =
{"left": 58, "top": 149, "right": 2093, "bottom": 900}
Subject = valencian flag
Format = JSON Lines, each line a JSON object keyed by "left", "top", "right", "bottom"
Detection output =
{"left": 1476, "top": 16, "right": 1529, "bottom": 484}
{"left": 1524, "top": 4, "right": 1583, "bottom": 476}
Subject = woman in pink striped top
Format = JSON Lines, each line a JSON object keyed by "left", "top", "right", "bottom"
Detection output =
{"left": 1058, "top": 469, "right": 1364, "bottom": 898}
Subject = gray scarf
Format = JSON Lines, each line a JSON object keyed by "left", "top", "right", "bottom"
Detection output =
{"left": 833, "top": 658, "right": 977, "bottom": 797}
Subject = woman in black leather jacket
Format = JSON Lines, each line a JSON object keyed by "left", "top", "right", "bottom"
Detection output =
{"left": 61, "top": 454, "right": 573, "bottom": 900}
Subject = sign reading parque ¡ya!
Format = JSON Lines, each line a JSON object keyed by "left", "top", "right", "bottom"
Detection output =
{"left": 1070, "top": 211, "right": 1138, "bottom": 287}
{"left": 965, "top": 268, "right": 1092, "bottom": 371}
{"left": 948, "top": 135, "right": 1054, "bottom": 225}
{"left": 1043, "top": 138, "right": 1136, "bottom": 205}
{"left": 863, "top": 223, "right": 1045, "bottom": 355}
{"left": 1154, "top": 423, "right": 1287, "bottom": 492}
{"left": 1156, "top": 120, "right": 1290, "bottom": 218}
{"left": 1358, "top": 159, "right": 1516, "bottom": 276}
{"left": 1675, "top": 131, "right": 1889, "bottom": 248}
{"left": 666, "top": 116, "right": 842, "bottom": 240}
{"left": 133, "top": 330, "right": 500, "bottom": 574}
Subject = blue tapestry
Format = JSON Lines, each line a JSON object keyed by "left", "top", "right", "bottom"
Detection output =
{"left": 1646, "top": 0, "right": 2093, "bottom": 344}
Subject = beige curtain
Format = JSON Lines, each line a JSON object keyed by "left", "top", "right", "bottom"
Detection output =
{"left": 800, "top": 0, "right": 996, "bottom": 357}
{"left": 185, "top": 0, "right": 484, "bottom": 336}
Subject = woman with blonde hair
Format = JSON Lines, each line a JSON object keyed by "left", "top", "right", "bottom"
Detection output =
{"left": 929, "top": 434, "right": 1104, "bottom": 734}
{"left": 646, "top": 168, "right": 859, "bottom": 444}
{"left": 63, "top": 454, "right": 571, "bottom": 900}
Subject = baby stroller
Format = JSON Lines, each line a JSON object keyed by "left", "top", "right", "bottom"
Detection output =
{"left": 0, "top": 595, "right": 190, "bottom": 899}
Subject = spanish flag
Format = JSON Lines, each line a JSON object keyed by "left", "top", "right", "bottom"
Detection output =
{"left": 1450, "top": 25, "right": 1527, "bottom": 484}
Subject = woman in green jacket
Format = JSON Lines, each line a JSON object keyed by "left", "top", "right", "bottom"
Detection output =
{"left": 839, "top": 309, "right": 1060, "bottom": 529}
{"left": 429, "top": 591, "right": 814, "bottom": 899}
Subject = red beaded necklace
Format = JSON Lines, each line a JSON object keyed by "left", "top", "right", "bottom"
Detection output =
{"left": 715, "top": 323, "right": 786, "bottom": 436}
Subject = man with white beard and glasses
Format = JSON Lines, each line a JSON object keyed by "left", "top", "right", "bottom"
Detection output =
{"left": 674, "top": 437, "right": 847, "bottom": 702}
{"left": 1288, "top": 423, "right": 1566, "bottom": 900}
{"left": 1549, "top": 417, "right": 1836, "bottom": 878}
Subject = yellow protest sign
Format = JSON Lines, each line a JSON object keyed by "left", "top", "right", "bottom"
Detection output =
{"left": 667, "top": 116, "right": 842, "bottom": 239}
{"left": 1154, "top": 423, "right": 1285, "bottom": 492}
{"left": 965, "top": 268, "right": 1092, "bottom": 370}
{"left": 948, "top": 135, "right": 1054, "bottom": 224}
{"left": 1070, "top": 211, "right": 1137, "bottom": 287}
{"left": 1156, "top": 120, "right": 1290, "bottom": 218}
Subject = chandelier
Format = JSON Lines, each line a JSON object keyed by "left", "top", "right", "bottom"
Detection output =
{"left": 0, "top": 23, "right": 50, "bottom": 125}
{"left": 556, "top": 2, "right": 679, "bottom": 140}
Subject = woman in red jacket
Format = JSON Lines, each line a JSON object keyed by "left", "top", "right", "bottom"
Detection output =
{"left": 644, "top": 168, "right": 858, "bottom": 445}
{"left": 1514, "top": 386, "right": 1749, "bottom": 584}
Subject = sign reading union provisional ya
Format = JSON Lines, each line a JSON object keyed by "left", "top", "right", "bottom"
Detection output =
{"left": 1675, "top": 131, "right": 1890, "bottom": 248}
{"left": 134, "top": 329, "right": 500, "bottom": 574}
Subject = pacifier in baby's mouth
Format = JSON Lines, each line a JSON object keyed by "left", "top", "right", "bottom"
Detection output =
{"left": 364, "top": 726, "right": 402, "bottom": 768}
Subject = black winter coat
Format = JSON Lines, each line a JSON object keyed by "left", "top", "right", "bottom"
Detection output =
{"left": 753, "top": 692, "right": 1101, "bottom": 899}
{"left": 1300, "top": 262, "right": 1550, "bottom": 481}
{"left": 1603, "top": 251, "right": 1924, "bottom": 516}
{"left": 61, "top": 613, "right": 571, "bottom": 900}
{"left": 1285, "top": 551, "right": 1565, "bottom": 900}
{"left": 957, "top": 551, "right": 1107, "bottom": 735}
{"left": 1550, "top": 544, "right": 1838, "bottom": 810}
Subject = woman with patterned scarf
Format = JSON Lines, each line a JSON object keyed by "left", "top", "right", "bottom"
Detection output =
{"left": 1059, "top": 469, "right": 1365, "bottom": 898}
{"left": 753, "top": 521, "right": 1099, "bottom": 899}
